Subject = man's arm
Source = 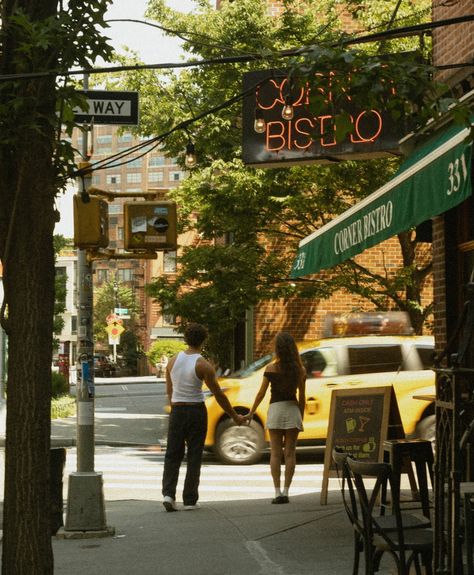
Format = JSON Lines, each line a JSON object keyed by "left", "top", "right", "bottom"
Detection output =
{"left": 165, "top": 356, "right": 176, "bottom": 404}
{"left": 197, "top": 359, "right": 243, "bottom": 425}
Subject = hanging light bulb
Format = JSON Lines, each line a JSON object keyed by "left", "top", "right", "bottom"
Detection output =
{"left": 282, "top": 94, "right": 294, "bottom": 120}
{"left": 185, "top": 142, "right": 197, "bottom": 168}
{"left": 254, "top": 108, "right": 266, "bottom": 133}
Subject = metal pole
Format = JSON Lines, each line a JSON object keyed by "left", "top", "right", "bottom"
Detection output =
{"left": 63, "top": 74, "right": 111, "bottom": 535}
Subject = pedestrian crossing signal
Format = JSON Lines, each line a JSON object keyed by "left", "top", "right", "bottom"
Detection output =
{"left": 73, "top": 194, "right": 109, "bottom": 249}
{"left": 124, "top": 201, "right": 177, "bottom": 251}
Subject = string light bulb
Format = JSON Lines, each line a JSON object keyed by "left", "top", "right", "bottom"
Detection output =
{"left": 185, "top": 142, "right": 197, "bottom": 168}
{"left": 282, "top": 94, "right": 294, "bottom": 120}
{"left": 254, "top": 108, "right": 266, "bottom": 133}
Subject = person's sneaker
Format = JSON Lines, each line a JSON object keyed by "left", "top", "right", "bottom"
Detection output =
{"left": 163, "top": 496, "right": 178, "bottom": 512}
{"left": 271, "top": 495, "right": 289, "bottom": 504}
{"left": 183, "top": 503, "right": 201, "bottom": 510}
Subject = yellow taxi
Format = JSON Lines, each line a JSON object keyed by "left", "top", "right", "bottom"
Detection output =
{"left": 204, "top": 313, "right": 436, "bottom": 464}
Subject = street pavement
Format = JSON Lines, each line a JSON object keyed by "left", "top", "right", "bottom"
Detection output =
{"left": 3, "top": 377, "right": 416, "bottom": 573}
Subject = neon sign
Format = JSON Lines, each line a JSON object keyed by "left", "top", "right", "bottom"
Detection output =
{"left": 242, "top": 69, "right": 403, "bottom": 167}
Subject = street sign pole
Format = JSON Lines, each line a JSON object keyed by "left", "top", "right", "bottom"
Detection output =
{"left": 64, "top": 74, "right": 112, "bottom": 536}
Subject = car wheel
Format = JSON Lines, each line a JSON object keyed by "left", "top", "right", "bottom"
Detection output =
{"left": 215, "top": 418, "right": 265, "bottom": 465}
{"left": 415, "top": 414, "right": 436, "bottom": 450}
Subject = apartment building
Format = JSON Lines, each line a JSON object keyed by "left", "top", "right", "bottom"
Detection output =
{"left": 67, "top": 125, "right": 186, "bottom": 373}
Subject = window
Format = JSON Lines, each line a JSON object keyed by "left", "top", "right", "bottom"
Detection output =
{"left": 170, "top": 171, "right": 182, "bottom": 181}
{"left": 348, "top": 345, "right": 403, "bottom": 375}
{"left": 164, "top": 251, "right": 177, "bottom": 273}
{"left": 127, "top": 173, "right": 142, "bottom": 183}
{"left": 71, "top": 316, "right": 77, "bottom": 335}
{"left": 128, "top": 158, "right": 142, "bottom": 168}
{"left": 148, "top": 171, "right": 164, "bottom": 182}
{"left": 301, "top": 348, "right": 338, "bottom": 377}
{"left": 162, "top": 305, "right": 176, "bottom": 326}
{"left": 108, "top": 204, "right": 122, "bottom": 214}
{"left": 118, "top": 133, "right": 133, "bottom": 143}
{"left": 416, "top": 346, "right": 435, "bottom": 370}
{"left": 96, "top": 269, "right": 108, "bottom": 284}
{"left": 97, "top": 135, "right": 112, "bottom": 145}
{"left": 109, "top": 216, "right": 117, "bottom": 225}
{"left": 91, "top": 175, "right": 101, "bottom": 185}
{"left": 106, "top": 174, "right": 121, "bottom": 185}
{"left": 117, "top": 227, "right": 124, "bottom": 240}
{"left": 117, "top": 268, "right": 133, "bottom": 282}
{"left": 149, "top": 156, "right": 165, "bottom": 167}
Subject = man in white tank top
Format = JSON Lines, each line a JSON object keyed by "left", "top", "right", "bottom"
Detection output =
{"left": 162, "top": 323, "right": 244, "bottom": 512}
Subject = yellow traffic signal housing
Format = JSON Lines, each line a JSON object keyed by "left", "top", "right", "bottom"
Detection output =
{"left": 73, "top": 194, "right": 109, "bottom": 249}
{"left": 124, "top": 201, "right": 177, "bottom": 251}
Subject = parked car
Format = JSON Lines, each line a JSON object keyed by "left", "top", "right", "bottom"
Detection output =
{"left": 204, "top": 329, "right": 436, "bottom": 464}
{"left": 93, "top": 354, "right": 116, "bottom": 377}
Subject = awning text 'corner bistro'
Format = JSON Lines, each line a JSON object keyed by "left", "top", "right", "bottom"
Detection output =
{"left": 291, "top": 121, "right": 473, "bottom": 278}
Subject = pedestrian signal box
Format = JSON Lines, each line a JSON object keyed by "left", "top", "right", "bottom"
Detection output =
{"left": 73, "top": 194, "right": 109, "bottom": 249}
{"left": 124, "top": 201, "right": 177, "bottom": 251}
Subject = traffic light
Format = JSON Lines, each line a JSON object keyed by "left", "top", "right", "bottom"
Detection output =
{"left": 124, "top": 201, "right": 177, "bottom": 251}
{"left": 73, "top": 194, "right": 109, "bottom": 249}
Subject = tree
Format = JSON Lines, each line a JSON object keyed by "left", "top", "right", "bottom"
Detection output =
{"left": 93, "top": 278, "right": 141, "bottom": 370}
{"left": 0, "top": 3, "right": 112, "bottom": 572}
{"left": 53, "top": 235, "right": 68, "bottom": 347}
{"left": 112, "top": 0, "right": 440, "bottom": 363}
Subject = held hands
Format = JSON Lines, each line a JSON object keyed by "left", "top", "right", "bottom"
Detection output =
{"left": 243, "top": 412, "right": 253, "bottom": 426}
{"left": 233, "top": 413, "right": 246, "bottom": 426}
{"left": 232, "top": 413, "right": 253, "bottom": 426}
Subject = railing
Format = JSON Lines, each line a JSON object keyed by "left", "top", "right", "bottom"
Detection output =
{"left": 434, "top": 277, "right": 474, "bottom": 574}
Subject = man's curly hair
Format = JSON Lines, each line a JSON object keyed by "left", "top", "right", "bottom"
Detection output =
{"left": 184, "top": 323, "right": 208, "bottom": 348}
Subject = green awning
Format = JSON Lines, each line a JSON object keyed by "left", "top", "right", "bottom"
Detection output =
{"left": 291, "top": 121, "right": 473, "bottom": 278}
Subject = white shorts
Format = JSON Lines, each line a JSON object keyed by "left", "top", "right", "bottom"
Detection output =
{"left": 266, "top": 401, "right": 303, "bottom": 431}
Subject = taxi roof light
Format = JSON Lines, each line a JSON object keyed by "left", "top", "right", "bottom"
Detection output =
{"left": 323, "top": 311, "right": 414, "bottom": 338}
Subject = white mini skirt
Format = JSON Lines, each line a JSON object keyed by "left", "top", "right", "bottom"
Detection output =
{"left": 266, "top": 401, "right": 303, "bottom": 431}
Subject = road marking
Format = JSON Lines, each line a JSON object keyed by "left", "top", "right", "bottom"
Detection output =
{"left": 121, "top": 385, "right": 128, "bottom": 391}
{"left": 245, "top": 541, "right": 289, "bottom": 575}
{"left": 95, "top": 407, "right": 127, "bottom": 413}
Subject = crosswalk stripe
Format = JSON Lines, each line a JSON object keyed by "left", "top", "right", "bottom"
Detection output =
{"left": 62, "top": 447, "right": 329, "bottom": 501}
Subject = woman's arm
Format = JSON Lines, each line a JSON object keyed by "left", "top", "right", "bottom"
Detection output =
{"left": 298, "top": 371, "right": 306, "bottom": 418}
{"left": 248, "top": 376, "right": 270, "bottom": 417}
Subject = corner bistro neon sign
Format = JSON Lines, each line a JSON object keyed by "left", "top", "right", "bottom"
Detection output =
{"left": 242, "top": 69, "right": 403, "bottom": 167}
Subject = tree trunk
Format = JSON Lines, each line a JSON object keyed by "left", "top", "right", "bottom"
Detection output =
{"left": 0, "top": 1, "right": 58, "bottom": 572}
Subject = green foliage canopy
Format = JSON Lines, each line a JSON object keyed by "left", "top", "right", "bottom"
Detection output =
{"left": 115, "top": 0, "right": 446, "bottom": 359}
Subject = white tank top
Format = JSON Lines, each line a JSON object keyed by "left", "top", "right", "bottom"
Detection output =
{"left": 170, "top": 352, "right": 205, "bottom": 403}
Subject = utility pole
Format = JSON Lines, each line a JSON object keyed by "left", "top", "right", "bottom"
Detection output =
{"left": 63, "top": 75, "right": 112, "bottom": 536}
{"left": 0, "top": 275, "right": 6, "bottom": 436}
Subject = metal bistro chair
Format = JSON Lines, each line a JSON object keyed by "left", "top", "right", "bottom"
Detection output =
{"left": 332, "top": 449, "right": 431, "bottom": 575}
{"left": 347, "top": 457, "right": 433, "bottom": 575}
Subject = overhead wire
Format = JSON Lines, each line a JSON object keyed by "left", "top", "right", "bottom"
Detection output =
{"left": 0, "top": 14, "right": 473, "bottom": 82}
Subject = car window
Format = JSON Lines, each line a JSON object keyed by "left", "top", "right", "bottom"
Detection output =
{"left": 347, "top": 345, "right": 403, "bottom": 374}
{"left": 415, "top": 345, "right": 435, "bottom": 369}
{"left": 230, "top": 353, "right": 273, "bottom": 378}
{"left": 301, "top": 348, "right": 339, "bottom": 377}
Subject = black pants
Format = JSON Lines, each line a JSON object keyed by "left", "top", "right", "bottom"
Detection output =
{"left": 162, "top": 403, "right": 207, "bottom": 506}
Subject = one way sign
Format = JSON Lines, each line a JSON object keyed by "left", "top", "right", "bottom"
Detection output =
{"left": 73, "top": 90, "right": 139, "bottom": 125}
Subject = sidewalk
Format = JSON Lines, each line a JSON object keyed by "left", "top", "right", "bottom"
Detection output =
{"left": 53, "top": 491, "right": 354, "bottom": 575}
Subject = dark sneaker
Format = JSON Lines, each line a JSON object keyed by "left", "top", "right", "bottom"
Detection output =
{"left": 272, "top": 495, "right": 289, "bottom": 504}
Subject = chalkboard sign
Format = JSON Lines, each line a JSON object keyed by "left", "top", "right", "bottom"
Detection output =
{"left": 320, "top": 386, "right": 403, "bottom": 504}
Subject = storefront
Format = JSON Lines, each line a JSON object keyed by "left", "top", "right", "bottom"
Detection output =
{"left": 290, "top": 117, "right": 473, "bottom": 278}
{"left": 290, "top": 105, "right": 474, "bottom": 574}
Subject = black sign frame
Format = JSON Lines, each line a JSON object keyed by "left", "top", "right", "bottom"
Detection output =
{"left": 242, "top": 68, "right": 404, "bottom": 167}
{"left": 74, "top": 90, "right": 139, "bottom": 125}
{"left": 320, "top": 386, "right": 403, "bottom": 504}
